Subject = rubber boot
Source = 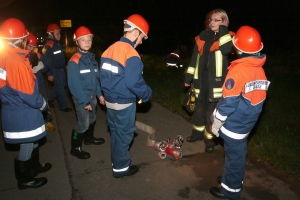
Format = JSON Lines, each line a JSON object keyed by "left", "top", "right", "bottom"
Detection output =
{"left": 14, "top": 158, "right": 47, "bottom": 190}
{"left": 70, "top": 130, "right": 90, "bottom": 159}
{"left": 186, "top": 130, "right": 204, "bottom": 143}
{"left": 84, "top": 123, "right": 105, "bottom": 145}
{"left": 31, "top": 147, "right": 52, "bottom": 177}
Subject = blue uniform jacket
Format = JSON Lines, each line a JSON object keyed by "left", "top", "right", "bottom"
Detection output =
{"left": 100, "top": 37, "right": 152, "bottom": 104}
{"left": 28, "top": 51, "right": 50, "bottom": 89}
{"left": 0, "top": 44, "right": 47, "bottom": 144}
{"left": 215, "top": 55, "right": 270, "bottom": 143}
{"left": 42, "top": 37, "right": 65, "bottom": 70}
{"left": 67, "top": 50, "right": 102, "bottom": 107}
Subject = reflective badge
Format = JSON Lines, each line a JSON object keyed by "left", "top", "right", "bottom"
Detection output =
{"left": 225, "top": 78, "right": 234, "bottom": 90}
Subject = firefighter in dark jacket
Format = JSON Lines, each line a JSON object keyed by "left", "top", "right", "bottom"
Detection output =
{"left": 184, "top": 9, "right": 234, "bottom": 152}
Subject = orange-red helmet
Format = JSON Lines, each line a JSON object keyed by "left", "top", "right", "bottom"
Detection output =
{"left": 232, "top": 26, "right": 263, "bottom": 54}
{"left": 27, "top": 33, "right": 37, "bottom": 47}
{"left": 47, "top": 24, "right": 61, "bottom": 33}
{"left": 73, "top": 26, "right": 93, "bottom": 41}
{"left": 124, "top": 14, "right": 149, "bottom": 39}
{"left": 0, "top": 18, "right": 29, "bottom": 39}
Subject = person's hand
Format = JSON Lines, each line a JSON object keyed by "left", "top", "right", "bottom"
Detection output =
{"left": 85, "top": 105, "right": 92, "bottom": 111}
{"left": 221, "top": 20, "right": 229, "bottom": 27}
{"left": 99, "top": 96, "right": 105, "bottom": 105}
{"left": 48, "top": 75, "right": 54, "bottom": 82}
{"left": 184, "top": 83, "right": 190, "bottom": 87}
{"left": 211, "top": 116, "right": 225, "bottom": 137}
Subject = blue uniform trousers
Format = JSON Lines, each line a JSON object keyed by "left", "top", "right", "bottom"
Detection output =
{"left": 48, "top": 68, "right": 68, "bottom": 110}
{"left": 106, "top": 103, "right": 137, "bottom": 177}
{"left": 221, "top": 138, "right": 247, "bottom": 200}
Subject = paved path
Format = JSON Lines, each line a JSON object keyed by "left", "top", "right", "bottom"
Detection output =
{"left": 0, "top": 98, "right": 299, "bottom": 200}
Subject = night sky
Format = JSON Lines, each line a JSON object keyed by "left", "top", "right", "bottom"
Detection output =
{"left": 0, "top": 0, "right": 299, "bottom": 55}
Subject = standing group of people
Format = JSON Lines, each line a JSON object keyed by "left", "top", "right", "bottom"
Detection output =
{"left": 0, "top": 8, "right": 269, "bottom": 200}
{"left": 0, "top": 13, "right": 152, "bottom": 190}
{"left": 184, "top": 9, "right": 270, "bottom": 200}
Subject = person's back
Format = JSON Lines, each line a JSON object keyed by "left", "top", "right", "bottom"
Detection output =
{"left": 100, "top": 14, "right": 152, "bottom": 178}
{"left": 0, "top": 18, "right": 50, "bottom": 190}
{"left": 101, "top": 38, "right": 151, "bottom": 103}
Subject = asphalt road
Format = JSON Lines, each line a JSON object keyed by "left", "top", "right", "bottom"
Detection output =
{"left": 0, "top": 97, "right": 299, "bottom": 200}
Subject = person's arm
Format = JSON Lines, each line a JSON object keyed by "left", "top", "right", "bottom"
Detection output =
{"left": 211, "top": 70, "right": 243, "bottom": 136}
{"left": 218, "top": 25, "right": 234, "bottom": 56}
{"left": 125, "top": 57, "right": 152, "bottom": 102}
{"left": 67, "top": 60, "right": 90, "bottom": 107}
{"left": 184, "top": 44, "right": 198, "bottom": 86}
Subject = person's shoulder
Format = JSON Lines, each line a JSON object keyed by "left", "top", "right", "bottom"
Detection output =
{"left": 199, "top": 29, "right": 212, "bottom": 39}
{"left": 69, "top": 52, "right": 82, "bottom": 64}
{"left": 44, "top": 40, "right": 54, "bottom": 48}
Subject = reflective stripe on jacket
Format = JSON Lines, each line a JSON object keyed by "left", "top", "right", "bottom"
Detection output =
{"left": 0, "top": 44, "right": 46, "bottom": 144}
{"left": 215, "top": 55, "right": 270, "bottom": 142}
{"left": 185, "top": 26, "right": 234, "bottom": 101}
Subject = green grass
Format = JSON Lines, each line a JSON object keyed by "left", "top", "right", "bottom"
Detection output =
{"left": 142, "top": 54, "right": 300, "bottom": 178}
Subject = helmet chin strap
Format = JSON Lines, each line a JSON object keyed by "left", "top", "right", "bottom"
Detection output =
{"left": 50, "top": 33, "right": 59, "bottom": 41}
{"left": 132, "top": 30, "right": 142, "bottom": 45}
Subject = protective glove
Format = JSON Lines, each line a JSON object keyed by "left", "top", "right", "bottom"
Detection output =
{"left": 211, "top": 116, "right": 225, "bottom": 137}
{"left": 33, "top": 61, "right": 44, "bottom": 73}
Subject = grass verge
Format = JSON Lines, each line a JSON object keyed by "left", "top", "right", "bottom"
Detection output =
{"left": 142, "top": 54, "right": 300, "bottom": 178}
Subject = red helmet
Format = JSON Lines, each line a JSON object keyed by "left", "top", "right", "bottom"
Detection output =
{"left": 124, "top": 14, "right": 149, "bottom": 39}
{"left": 47, "top": 24, "right": 61, "bottom": 33}
{"left": 74, "top": 26, "right": 93, "bottom": 41}
{"left": 0, "top": 18, "right": 29, "bottom": 39}
{"left": 27, "top": 33, "right": 37, "bottom": 47}
{"left": 232, "top": 26, "right": 263, "bottom": 54}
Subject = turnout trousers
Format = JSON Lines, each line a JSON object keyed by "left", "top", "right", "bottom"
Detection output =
{"left": 106, "top": 103, "right": 137, "bottom": 177}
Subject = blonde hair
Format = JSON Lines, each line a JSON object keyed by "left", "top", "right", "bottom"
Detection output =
{"left": 211, "top": 9, "right": 229, "bottom": 25}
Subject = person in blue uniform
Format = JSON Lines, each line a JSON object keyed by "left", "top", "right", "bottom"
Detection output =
{"left": 26, "top": 32, "right": 56, "bottom": 132}
{"left": 67, "top": 26, "right": 105, "bottom": 159}
{"left": 100, "top": 14, "right": 152, "bottom": 178}
{"left": 209, "top": 26, "right": 270, "bottom": 200}
{"left": 42, "top": 23, "right": 72, "bottom": 112}
{"left": 0, "top": 18, "right": 51, "bottom": 190}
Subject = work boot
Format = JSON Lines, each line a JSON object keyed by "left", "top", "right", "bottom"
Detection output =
{"left": 70, "top": 130, "right": 90, "bottom": 159}
{"left": 31, "top": 147, "right": 52, "bottom": 177}
{"left": 186, "top": 130, "right": 204, "bottom": 142}
{"left": 45, "top": 122, "right": 56, "bottom": 132}
{"left": 204, "top": 139, "right": 217, "bottom": 153}
{"left": 14, "top": 158, "right": 47, "bottom": 190}
{"left": 210, "top": 187, "right": 229, "bottom": 199}
{"left": 113, "top": 165, "right": 139, "bottom": 178}
{"left": 84, "top": 123, "right": 105, "bottom": 145}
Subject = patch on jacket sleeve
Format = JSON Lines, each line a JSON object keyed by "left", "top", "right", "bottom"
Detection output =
{"left": 225, "top": 78, "right": 234, "bottom": 90}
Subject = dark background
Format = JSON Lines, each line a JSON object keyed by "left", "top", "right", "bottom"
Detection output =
{"left": 0, "top": 0, "right": 299, "bottom": 55}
